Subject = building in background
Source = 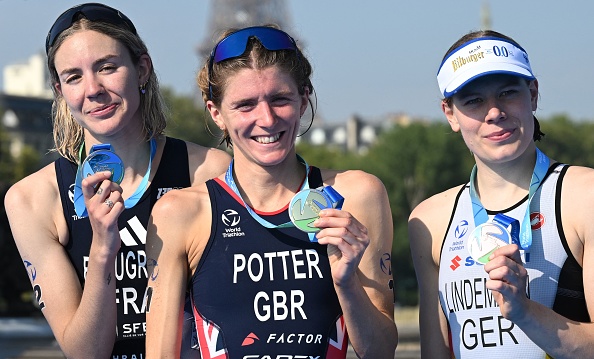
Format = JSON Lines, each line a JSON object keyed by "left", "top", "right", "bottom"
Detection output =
{"left": 298, "top": 113, "right": 414, "bottom": 154}
{"left": 196, "top": 0, "right": 416, "bottom": 154}
{"left": 0, "top": 94, "right": 55, "bottom": 165}
{"left": 1, "top": 52, "right": 54, "bottom": 166}
{"left": 0, "top": 55, "right": 55, "bottom": 320}
{"left": 0, "top": 53, "right": 57, "bottom": 166}
{"left": 1, "top": 0, "right": 427, "bottom": 162}
{"left": 3, "top": 52, "right": 52, "bottom": 99}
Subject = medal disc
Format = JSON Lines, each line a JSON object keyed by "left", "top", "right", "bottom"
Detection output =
{"left": 82, "top": 149, "right": 124, "bottom": 184}
{"left": 468, "top": 222, "right": 512, "bottom": 265}
{"left": 289, "top": 188, "right": 333, "bottom": 233}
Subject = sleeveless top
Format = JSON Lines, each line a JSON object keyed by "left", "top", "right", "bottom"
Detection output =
{"left": 438, "top": 164, "right": 589, "bottom": 359}
{"left": 56, "top": 137, "right": 194, "bottom": 358}
{"left": 190, "top": 167, "right": 348, "bottom": 359}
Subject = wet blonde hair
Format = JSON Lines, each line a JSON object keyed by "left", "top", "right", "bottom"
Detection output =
{"left": 47, "top": 18, "right": 167, "bottom": 163}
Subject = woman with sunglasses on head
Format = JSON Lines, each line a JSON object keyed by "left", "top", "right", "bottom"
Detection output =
{"left": 145, "top": 25, "right": 398, "bottom": 358}
{"left": 409, "top": 30, "right": 594, "bottom": 359}
{"left": 4, "top": 3, "right": 230, "bottom": 358}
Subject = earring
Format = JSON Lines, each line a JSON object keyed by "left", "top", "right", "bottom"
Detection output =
{"left": 140, "top": 83, "right": 146, "bottom": 94}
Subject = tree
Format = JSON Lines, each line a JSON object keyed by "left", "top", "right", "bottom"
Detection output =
{"left": 0, "top": 123, "right": 42, "bottom": 316}
{"left": 161, "top": 88, "right": 223, "bottom": 148}
{"left": 296, "top": 141, "right": 356, "bottom": 170}
{"left": 359, "top": 122, "right": 473, "bottom": 305}
{"left": 539, "top": 115, "right": 594, "bottom": 167}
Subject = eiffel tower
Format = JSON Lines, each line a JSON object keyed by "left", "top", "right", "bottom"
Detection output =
{"left": 197, "top": 0, "right": 295, "bottom": 61}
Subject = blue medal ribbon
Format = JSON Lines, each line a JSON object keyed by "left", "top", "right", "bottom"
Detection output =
{"left": 492, "top": 213, "right": 520, "bottom": 246}
{"left": 319, "top": 186, "right": 344, "bottom": 210}
{"left": 73, "top": 138, "right": 157, "bottom": 218}
{"left": 469, "top": 147, "right": 549, "bottom": 262}
{"left": 308, "top": 186, "right": 344, "bottom": 242}
{"left": 223, "top": 155, "right": 343, "bottom": 242}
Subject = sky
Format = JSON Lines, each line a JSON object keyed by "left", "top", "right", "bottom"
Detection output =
{"left": 1, "top": 0, "right": 592, "bottom": 123}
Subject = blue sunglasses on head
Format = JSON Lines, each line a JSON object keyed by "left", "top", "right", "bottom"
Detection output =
{"left": 208, "top": 26, "right": 298, "bottom": 100}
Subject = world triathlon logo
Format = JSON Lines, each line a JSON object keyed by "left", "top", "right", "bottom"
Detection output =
{"left": 222, "top": 209, "right": 241, "bottom": 227}
{"left": 454, "top": 220, "right": 469, "bottom": 239}
{"left": 69, "top": 183, "right": 75, "bottom": 203}
{"left": 221, "top": 209, "right": 245, "bottom": 238}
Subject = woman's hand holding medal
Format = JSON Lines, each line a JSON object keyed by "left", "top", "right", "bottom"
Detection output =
{"left": 81, "top": 170, "right": 124, "bottom": 249}
{"left": 312, "top": 208, "right": 370, "bottom": 287}
{"left": 483, "top": 243, "right": 530, "bottom": 323}
{"left": 288, "top": 186, "right": 369, "bottom": 285}
{"left": 79, "top": 144, "right": 125, "bottom": 254}
{"left": 467, "top": 215, "right": 531, "bottom": 322}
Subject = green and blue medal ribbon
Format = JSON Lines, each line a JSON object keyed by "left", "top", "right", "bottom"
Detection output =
{"left": 223, "top": 155, "right": 343, "bottom": 242}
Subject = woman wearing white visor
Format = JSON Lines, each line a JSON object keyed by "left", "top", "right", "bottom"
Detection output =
{"left": 410, "top": 30, "right": 594, "bottom": 358}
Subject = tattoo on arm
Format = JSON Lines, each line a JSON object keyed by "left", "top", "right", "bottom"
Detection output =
{"left": 380, "top": 253, "right": 396, "bottom": 301}
{"left": 23, "top": 260, "right": 45, "bottom": 309}
{"left": 24, "top": 260, "right": 37, "bottom": 282}
{"left": 380, "top": 253, "right": 392, "bottom": 276}
{"left": 107, "top": 273, "right": 112, "bottom": 285}
{"left": 147, "top": 258, "right": 159, "bottom": 281}
{"left": 33, "top": 284, "right": 46, "bottom": 310}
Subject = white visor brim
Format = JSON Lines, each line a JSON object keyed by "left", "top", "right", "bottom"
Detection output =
{"left": 437, "top": 37, "right": 535, "bottom": 98}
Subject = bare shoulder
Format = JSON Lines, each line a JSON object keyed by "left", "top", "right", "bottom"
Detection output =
{"left": 558, "top": 165, "right": 594, "bottom": 217}
{"left": 152, "top": 182, "right": 210, "bottom": 224}
{"left": 557, "top": 165, "right": 594, "bottom": 245}
{"left": 185, "top": 141, "right": 231, "bottom": 184}
{"left": 7, "top": 161, "right": 55, "bottom": 197}
{"left": 322, "top": 169, "right": 387, "bottom": 203}
{"left": 409, "top": 185, "right": 463, "bottom": 224}
{"left": 409, "top": 185, "right": 464, "bottom": 263}
{"left": 562, "top": 165, "right": 594, "bottom": 192}
{"left": 149, "top": 182, "right": 212, "bottom": 271}
{"left": 5, "top": 163, "right": 66, "bottom": 245}
{"left": 6, "top": 163, "right": 60, "bottom": 216}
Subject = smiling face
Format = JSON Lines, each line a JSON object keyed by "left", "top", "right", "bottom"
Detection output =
{"left": 207, "top": 65, "right": 309, "bottom": 167}
{"left": 53, "top": 29, "right": 149, "bottom": 140}
{"left": 442, "top": 74, "right": 539, "bottom": 165}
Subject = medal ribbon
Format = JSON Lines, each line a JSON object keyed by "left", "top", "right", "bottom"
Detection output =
{"left": 224, "top": 155, "right": 343, "bottom": 241}
{"left": 469, "top": 147, "right": 550, "bottom": 261}
{"left": 492, "top": 213, "right": 520, "bottom": 246}
{"left": 224, "top": 155, "right": 309, "bottom": 229}
{"left": 73, "top": 138, "right": 157, "bottom": 217}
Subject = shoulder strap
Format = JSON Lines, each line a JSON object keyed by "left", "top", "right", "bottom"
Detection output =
{"left": 55, "top": 157, "right": 77, "bottom": 224}
{"left": 152, "top": 137, "right": 191, "bottom": 187}
{"left": 308, "top": 166, "right": 323, "bottom": 188}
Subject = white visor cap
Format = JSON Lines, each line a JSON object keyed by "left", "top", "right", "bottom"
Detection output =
{"left": 437, "top": 37, "right": 535, "bottom": 98}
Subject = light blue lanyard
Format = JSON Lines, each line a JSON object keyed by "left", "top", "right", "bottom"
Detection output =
{"left": 73, "top": 138, "right": 156, "bottom": 217}
{"left": 224, "top": 155, "right": 310, "bottom": 230}
{"left": 469, "top": 147, "right": 550, "bottom": 261}
{"left": 224, "top": 155, "right": 344, "bottom": 242}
